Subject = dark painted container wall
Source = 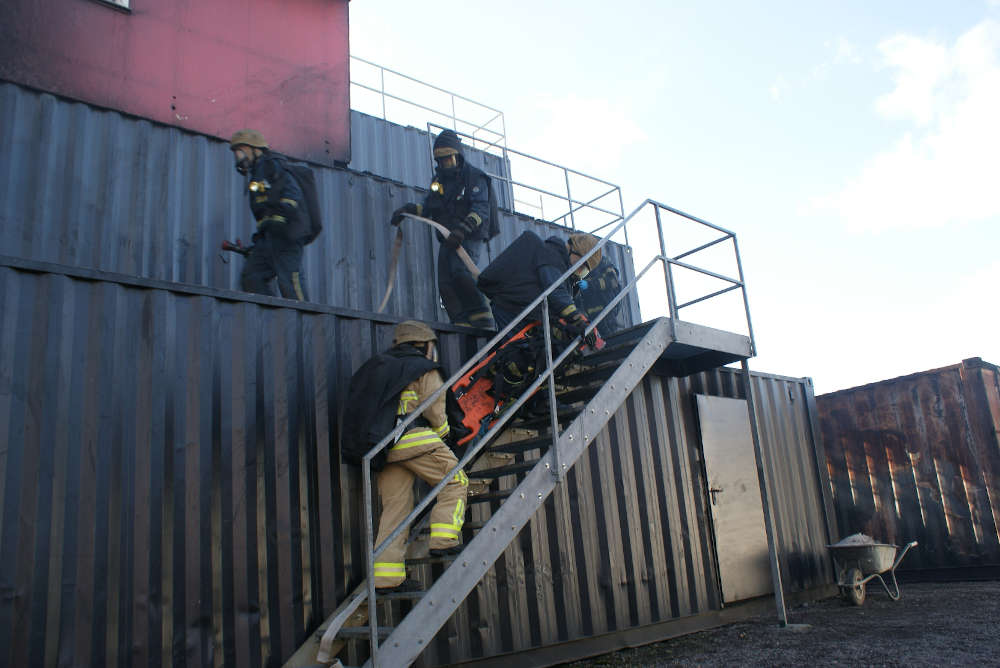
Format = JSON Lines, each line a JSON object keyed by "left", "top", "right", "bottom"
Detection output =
{"left": 816, "top": 358, "right": 1000, "bottom": 572}
{"left": 0, "top": 82, "right": 638, "bottom": 327}
{"left": 0, "top": 259, "right": 493, "bottom": 668}
{"left": 0, "top": 260, "right": 833, "bottom": 667}
{"left": 418, "top": 366, "right": 835, "bottom": 666}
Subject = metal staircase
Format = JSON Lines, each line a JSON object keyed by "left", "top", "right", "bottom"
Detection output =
{"left": 283, "top": 200, "right": 757, "bottom": 668}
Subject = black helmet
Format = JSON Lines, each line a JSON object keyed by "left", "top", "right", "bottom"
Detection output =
{"left": 433, "top": 130, "right": 464, "bottom": 159}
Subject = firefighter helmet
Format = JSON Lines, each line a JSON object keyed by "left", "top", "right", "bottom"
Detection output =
{"left": 229, "top": 129, "right": 269, "bottom": 150}
{"left": 393, "top": 320, "right": 438, "bottom": 345}
{"left": 568, "top": 234, "right": 602, "bottom": 272}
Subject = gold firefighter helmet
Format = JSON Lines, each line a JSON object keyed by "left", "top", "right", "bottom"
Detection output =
{"left": 567, "top": 234, "right": 602, "bottom": 272}
{"left": 229, "top": 129, "right": 269, "bottom": 150}
{"left": 393, "top": 320, "right": 438, "bottom": 345}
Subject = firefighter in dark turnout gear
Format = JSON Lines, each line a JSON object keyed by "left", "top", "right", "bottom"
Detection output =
{"left": 341, "top": 321, "right": 469, "bottom": 592}
{"left": 574, "top": 256, "right": 624, "bottom": 336}
{"left": 390, "top": 130, "right": 496, "bottom": 328}
{"left": 477, "top": 231, "right": 602, "bottom": 344}
{"left": 230, "top": 129, "right": 308, "bottom": 301}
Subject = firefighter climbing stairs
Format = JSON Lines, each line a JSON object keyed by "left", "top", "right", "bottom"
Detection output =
{"left": 284, "top": 315, "right": 751, "bottom": 668}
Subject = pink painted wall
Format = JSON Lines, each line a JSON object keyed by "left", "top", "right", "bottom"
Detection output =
{"left": 0, "top": 0, "right": 351, "bottom": 165}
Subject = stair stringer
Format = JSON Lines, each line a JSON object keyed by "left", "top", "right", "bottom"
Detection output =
{"left": 366, "top": 318, "right": 674, "bottom": 668}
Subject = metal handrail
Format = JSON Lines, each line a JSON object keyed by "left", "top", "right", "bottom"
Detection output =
{"left": 425, "top": 123, "right": 625, "bottom": 237}
{"left": 357, "top": 198, "right": 755, "bottom": 664}
{"left": 351, "top": 56, "right": 507, "bottom": 149}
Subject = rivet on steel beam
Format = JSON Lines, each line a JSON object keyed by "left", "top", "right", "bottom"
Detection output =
{"left": 511, "top": 526, "right": 515, "bottom": 531}
{"left": 463, "top": 561, "right": 468, "bottom": 567}
{"left": 568, "top": 434, "right": 574, "bottom": 440}
{"left": 418, "top": 639, "right": 423, "bottom": 645}
{"left": 590, "top": 408, "right": 595, "bottom": 414}
{"left": 395, "top": 642, "right": 399, "bottom": 647}
{"left": 537, "top": 492, "right": 543, "bottom": 499}
{"left": 520, "top": 492, "right": 525, "bottom": 498}
{"left": 545, "top": 462, "right": 551, "bottom": 469}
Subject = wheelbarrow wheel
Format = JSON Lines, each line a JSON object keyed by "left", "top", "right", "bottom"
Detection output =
{"left": 846, "top": 567, "right": 865, "bottom": 606}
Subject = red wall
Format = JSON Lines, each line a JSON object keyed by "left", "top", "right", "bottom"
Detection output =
{"left": 0, "top": 0, "right": 351, "bottom": 165}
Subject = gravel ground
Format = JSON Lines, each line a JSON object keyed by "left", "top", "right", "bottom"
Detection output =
{"left": 561, "top": 581, "right": 1000, "bottom": 667}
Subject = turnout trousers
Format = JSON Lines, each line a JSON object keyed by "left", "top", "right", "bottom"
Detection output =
{"left": 438, "top": 238, "right": 493, "bottom": 327}
{"left": 240, "top": 232, "right": 307, "bottom": 301}
{"left": 373, "top": 436, "right": 469, "bottom": 589}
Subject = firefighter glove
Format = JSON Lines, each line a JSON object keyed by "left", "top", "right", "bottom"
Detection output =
{"left": 565, "top": 312, "right": 597, "bottom": 348}
{"left": 458, "top": 213, "right": 481, "bottom": 236}
{"left": 444, "top": 226, "right": 465, "bottom": 249}
{"left": 391, "top": 203, "right": 419, "bottom": 226}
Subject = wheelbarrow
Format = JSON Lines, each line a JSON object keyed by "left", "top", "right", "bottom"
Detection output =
{"left": 826, "top": 539, "right": 918, "bottom": 605}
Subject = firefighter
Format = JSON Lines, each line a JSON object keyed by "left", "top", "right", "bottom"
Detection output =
{"left": 341, "top": 321, "right": 469, "bottom": 593}
{"left": 574, "top": 255, "right": 624, "bottom": 336}
{"left": 477, "top": 231, "right": 602, "bottom": 345}
{"left": 229, "top": 129, "right": 309, "bottom": 300}
{"left": 390, "top": 130, "right": 496, "bottom": 329}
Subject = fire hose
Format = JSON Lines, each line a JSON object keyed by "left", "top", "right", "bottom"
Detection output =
{"left": 377, "top": 213, "right": 480, "bottom": 313}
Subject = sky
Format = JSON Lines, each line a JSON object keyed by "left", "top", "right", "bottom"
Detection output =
{"left": 349, "top": 0, "right": 1000, "bottom": 394}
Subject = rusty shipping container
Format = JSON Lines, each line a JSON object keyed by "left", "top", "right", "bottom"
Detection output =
{"left": 817, "top": 358, "right": 1000, "bottom": 576}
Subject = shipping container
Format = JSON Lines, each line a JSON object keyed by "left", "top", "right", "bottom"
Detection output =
{"left": 817, "top": 358, "right": 1000, "bottom": 576}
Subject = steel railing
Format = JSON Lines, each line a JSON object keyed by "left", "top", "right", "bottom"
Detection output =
{"left": 356, "top": 198, "right": 754, "bottom": 665}
{"left": 351, "top": 56, "right": 507, "bottom": 153}
{"left": 350, "top": 56, "right": 625, "bottom": 239}
{"left": 425, "top": 122, "right": 626, "bottom": 241}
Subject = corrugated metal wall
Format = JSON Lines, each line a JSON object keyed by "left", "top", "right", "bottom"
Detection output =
{"left": 0, "top": 259, "right": 834, "bottom": 668}
{"left": 416, "top": 369, "right": 835, "bottom": 665}
{"left": 0, "top": 82, "right": 637, "bottom": 327}
{"left": 0, "top": 258, "right": 492, "bottom": 668}
{"left": 817, "top": 359, "right": 1000, "bottom": 572}
{"left": 349, "top": 110, "right": 513, "bottom": 210}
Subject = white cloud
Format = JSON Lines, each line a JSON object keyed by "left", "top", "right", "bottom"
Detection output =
{"left": 833, "top": 36, "right": 864, "bottom": 65}
{"left": 812, "top": 19, "right": 1000, "bottom": 232}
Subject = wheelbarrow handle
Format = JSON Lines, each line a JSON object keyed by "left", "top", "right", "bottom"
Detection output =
{"left": 892, "top": 540, "right": 918, "bottom": 570}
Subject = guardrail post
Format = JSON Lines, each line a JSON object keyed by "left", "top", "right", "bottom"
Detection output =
{"left": 363, "top": 455, "right": 381, "bottom": 664}
{"left": 541, "top": 301, "right": 563, "bottom": 481}
{"left": 563, "top": 168, "right": 576, "bottom": 230}
{"left": 654, "top": 206, "right": 679, "bottom": 329}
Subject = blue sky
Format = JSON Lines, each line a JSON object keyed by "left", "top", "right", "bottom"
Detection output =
{"left": 350, "top": 1, "right": 999, "bottom": 393}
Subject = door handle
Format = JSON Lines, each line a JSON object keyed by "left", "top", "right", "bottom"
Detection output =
{"left": 709, "top": 487, "right": 723, "bottom": 505}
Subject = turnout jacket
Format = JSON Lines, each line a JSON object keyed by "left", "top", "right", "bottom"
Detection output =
{"left": 247, "top": 152, "right": 309, "bottom": 242}
{"left": 341, "top": 345, "right": 445, "bottom": 469}
{"left": 477, "top": 231, "right": 580, "bottom": 321}
{"left": 574, "top": 256, "right": 623, "bottom": 333}
{"left": 421, "top": 163, "right": 496, "bottom": 241}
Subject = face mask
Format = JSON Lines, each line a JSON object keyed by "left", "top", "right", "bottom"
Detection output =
{"left": 235, "top": 157, "right": 252, "bottom": 175}
{"left": 426, "top": 342, "right": 439, "bottom": 363}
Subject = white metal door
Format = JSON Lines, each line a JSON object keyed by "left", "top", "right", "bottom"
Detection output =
{"left": 695, "top": 394, "right": 772, "bottom": 603}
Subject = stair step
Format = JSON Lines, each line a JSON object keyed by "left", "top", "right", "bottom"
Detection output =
{"left": 419, "top": 520, "right": 485, "bottom": 534}
{"left": 376, "top": 590, "right": 426, "bottom": 601}
{"left": 408, "top": 554, "right": 458, "bottom": 566}
{"left": 468, "top": 490, "right": 513, "bottom": 505}
{"left": 555, "top": 385, "right": 603, "bottom": 404}
{"left": 338, "top": 626, "right": 394, "bottom": 639}
{"left": 470, "top": 459, "right": 539, "bottom": 479}
{"left": 490, "top": 435, "right": 553, "bottom": 454}
{"left": 558, "top": 364, "right": 617, "bottom": 388}
{"left": 512, "top": 407, "right": 580, "bottom": 430}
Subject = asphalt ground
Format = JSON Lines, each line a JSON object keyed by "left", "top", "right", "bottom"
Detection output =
{"left": 561, "top": 581, "right": 1000, "bottom": 667}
